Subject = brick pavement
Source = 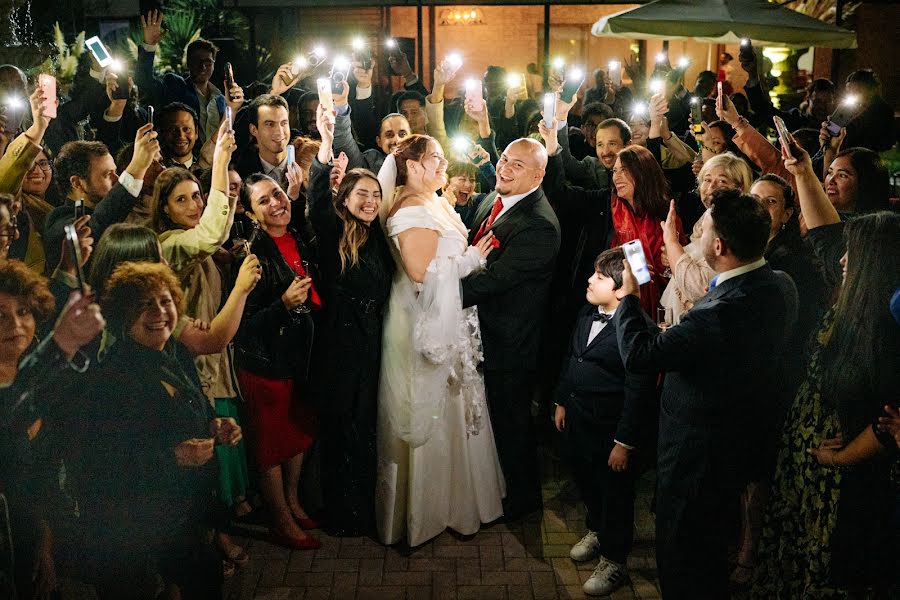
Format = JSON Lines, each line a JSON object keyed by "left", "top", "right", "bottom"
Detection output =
{"left": 225, "top": 450, "right": 661, "bottom": 600}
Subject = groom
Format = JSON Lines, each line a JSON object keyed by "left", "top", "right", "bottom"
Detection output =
{"left": 462, "top": 138, "right": 561, "bottom": 521}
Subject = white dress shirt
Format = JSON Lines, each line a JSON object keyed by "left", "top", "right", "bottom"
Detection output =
{"left": 712, "top": 257, "right": 767, "bottom": 287}
{"left": 496, "top": 184, "right": 540, "bottom": 221}
{"left": 587, "top": 307, "right": 615, "bottom": 346}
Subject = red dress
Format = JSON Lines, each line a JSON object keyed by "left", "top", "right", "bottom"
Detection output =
{"left": 239, "top": 232, "right": 319, "bottom": 469}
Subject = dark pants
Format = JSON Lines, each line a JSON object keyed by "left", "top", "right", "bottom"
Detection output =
{"left": 564, "top": 424, "right": 636, "bottom": 564}
{"left": 484, "top": 369, "right": 543, "bottom": 520}
{"left": 655, "top": 475, "right": 732, "bottom": 599}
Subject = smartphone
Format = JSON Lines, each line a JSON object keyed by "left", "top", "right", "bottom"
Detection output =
{"left": 608, "top": 60, "right": 622, "bottom": 88}
{"left": 773, "top": 116, "right": 793, "bottom": 158}
{"left": 111, "top": 71, "right": 130, "bottom": 100}
{"left": 690, "top": 97, "right": 703, "bottom": 134}
{"left": 224, "top": 62, "right": 235, "bottom": 100}
{"left": 739, "top": 38, "right": 754, "bottom": 63}
{"left": 85, "top": 36, "right": 112, "bottom": 68}
{"left": 317, "top": 78, "right": 334, "bottom": 114}
{"left": 73, "top": 199, "right": 84, "bottom": 220}
{"left": 38, "top": 74, "right": 57, "bottom": 119}
{"left": 286, "top": 144, "right": 295, "bottom": 165}
{"left": 465, "top": 79, "right": 484, "bottom": 113}
{"left": 623, "top": 240, "right": 652, "bottom": 285}
{"left": 560, "top": 69, "right": 585, "bottom": 103}
{"left": 355, "top": 48, "right": 373, "bottom": 71}
{"left": 542, "top": 93, "right": 556, "bottom": 129}
{"left": 64, "top": 224, "right": 86, "bottom": 293}
{"left": 225, "top": 106, "right": 233, "bottom": 130}
{"left": 331, "top": 56, "right": 351, "bottom": 94}
{"left": 148, "top": 105, "right": 154, "bottom": 127}
{"left": 716, "top": 81, "right": 724, "bottom": 109}
{"left": 826, "top": 98, "right": 859, "bottom": 137}
{"left": 451, "top": 136, "right": 473, "bottom": 158}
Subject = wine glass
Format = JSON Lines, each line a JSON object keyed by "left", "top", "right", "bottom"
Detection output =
{"left": 291, "top": 259, "right": 312, "bottom": 314}
{"left": 657, "top": 305, "right": 673, "bottom": 331}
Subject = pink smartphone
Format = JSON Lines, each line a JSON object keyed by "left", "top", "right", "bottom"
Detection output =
{"left": 716, "top": 81, "right": 723, "bottom": 110}
{"left": 317, "top": 78, "right": 334, "bottom": 113}
{"left": 39, "top": 74, "right": 57, "bottom": 119}
{"left": 465, "top": 79, "right": 484, "bottom": 113}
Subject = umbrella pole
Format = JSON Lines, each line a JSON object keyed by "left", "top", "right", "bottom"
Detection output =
{"left": 707, "top": 44, "right": 713, "bottom": 71}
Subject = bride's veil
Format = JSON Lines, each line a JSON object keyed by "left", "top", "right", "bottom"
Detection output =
{"left": 377, "top": 152, "right": 400, "bottom": 228}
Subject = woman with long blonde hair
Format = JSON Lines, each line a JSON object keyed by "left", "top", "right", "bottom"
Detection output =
{"left": 306, "top": 105, "right": 394, "bottom": 536}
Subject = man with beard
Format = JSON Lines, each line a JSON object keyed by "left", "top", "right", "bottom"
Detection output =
{"left": 44, "top": 125, "right": 160, "bottom": 268}
{"left": 157, "top": 103, "right": 200, "bottom": 171}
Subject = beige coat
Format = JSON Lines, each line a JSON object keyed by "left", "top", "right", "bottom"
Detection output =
{"left": 160, "top": 188, "right": 238, "bottom": 401}
{"left": 660, "top": 219, "right": 714, "bottom": 323}
{"left": 0, "top": 133, "right": 46, "bottom": 273}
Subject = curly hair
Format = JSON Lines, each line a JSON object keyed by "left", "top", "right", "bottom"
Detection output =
{"left": 102, "top": 262, "right": 185, "bottom": 337}
{"left": 0, "top": 258, "right": 55, "bottom": 325}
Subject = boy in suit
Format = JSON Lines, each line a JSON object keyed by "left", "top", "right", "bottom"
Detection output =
{"left": 554, "top": 247, "right": 658, "bottom": 597}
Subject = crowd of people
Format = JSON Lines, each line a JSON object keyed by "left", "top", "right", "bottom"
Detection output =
{"left": 1, "top": 10, "right": 898, "bottom": 599}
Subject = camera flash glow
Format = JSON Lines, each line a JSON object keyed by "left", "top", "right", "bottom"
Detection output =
{"left": 351, "top": 37, "right": 365, "bottom": 51}
{"left": 740, "top": 38, "right": 750, "bottom": 46}
{"left": 632, "top": 102, "right": 647, "bottom": 116}
{"left": 608, "top": 60, "right": 620, "bottom": 71}
{"left": 552, "top": 57, "right": 565, "bottom": 70}
{"left": 312, "top": 45, "right": 326, "bottom": 58}
{"left": 333, "top": 55, "right": 350, "bottom": 70}
{"left": 678, "top": 57, "right": 690, "bottom": 69}
{"left": 568, "top": 68, "right": 584, "bottom": 82}
{"left": 452, "top": 136, "right": 470, "bottom": 152}
{"left": 843, "top": 95, "right": 858, "bottom": 107}
{"left": 656, "top": 52, "right": 667, "bottom": 63}
{"left": 465, "top": 78, "right": 479, "bottom": 90}
{"left": 506, "top": 73, "right": 522, "bottom": 88}
{"left": 5, "top": 95, "right": 23, "bottom": 109}
{"left": 385, "top": 38, "right": 397, "bottom": 49}
{"left": 690, "top": 96, "right": 699, "bottom": 105}
{"left": 445, "top": 53, "right": 463, "bottom": 68}
{"left": 109, "top": 58, "right": 123, "bottom": 73}
{"left": 650, "top": 79, "right": 665, "bottom": 94}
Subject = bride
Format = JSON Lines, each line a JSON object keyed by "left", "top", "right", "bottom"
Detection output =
{"left": 375, "top": 134, "right": 506, "bottom": 546}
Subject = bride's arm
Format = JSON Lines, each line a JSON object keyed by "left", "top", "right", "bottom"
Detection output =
{"left": 397, "top": 227, "right": 440, "bottom": 283}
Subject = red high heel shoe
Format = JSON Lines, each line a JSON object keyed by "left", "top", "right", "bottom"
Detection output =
{"left": 270, "top": 529, "right": 321, "bottom": 550}
{"left": 290, "top": 509, "right": 320, "bottom": 530}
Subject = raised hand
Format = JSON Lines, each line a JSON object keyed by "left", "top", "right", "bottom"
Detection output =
{"left": 716, "top": 93, "right": 740, "bottom": 127}
{"left": 127, "top": 123, "right": 160, "bottom": 179}
{"left": 51, "top": 289, "right": 105, "bottom": 358}
{"left": 537, "top": 118, "right": 559, "bottom": 156}
{"left": 286, "top": 160, "right": 303, "bottom": 201}
{"left": 235, "top": 254, "right": 262, "bottom": 294}
{"left": 213, "top": 117, "right": 237, "bottom": 166}
{"left": 271, "top": 64, "right": 300, "bottom": 96}
{"left": 468, "top": 144, "right": 490, "bottom": 167}
{"left": 141, "top": 10, "right": 164, "bottom": 46}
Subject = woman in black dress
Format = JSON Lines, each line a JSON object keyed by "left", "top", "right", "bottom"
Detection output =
{"left": 310, "top": 104, "right": 393, "bottom": 536}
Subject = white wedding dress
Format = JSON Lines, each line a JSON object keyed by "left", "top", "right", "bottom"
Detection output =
{"left": 374, "top": 188, "right": 506, "bottom": 547}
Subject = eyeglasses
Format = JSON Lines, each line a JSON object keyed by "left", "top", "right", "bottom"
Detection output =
{"left": 29, "top": 160, "right": 51, "bottom": 172}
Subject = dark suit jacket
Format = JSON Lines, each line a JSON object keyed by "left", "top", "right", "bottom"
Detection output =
{"left": 555, "top": 304, "right": 658, "bottom": 450}
{"left": 615, "top": 264, "right": 798, "bottom": 492}
{"left": 462, "top": 187, "right": 561, "bottom": 371}
{"left": 43, "top": 183, "right": 139, "bottom": 272}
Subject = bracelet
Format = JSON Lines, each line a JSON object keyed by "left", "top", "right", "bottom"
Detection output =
{"left": 734, "top": 116, "right": 749, "bottom": 130}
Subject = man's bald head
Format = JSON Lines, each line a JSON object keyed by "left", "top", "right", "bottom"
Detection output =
{"left": 495, "top": 138, "right": 547, "bottom": 197}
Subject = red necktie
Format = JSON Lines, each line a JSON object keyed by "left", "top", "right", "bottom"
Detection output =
{"left": 472, "top": 196, "right": 504, "bottom": 244}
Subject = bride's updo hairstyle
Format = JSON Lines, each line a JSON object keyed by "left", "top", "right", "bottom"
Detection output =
{"left": 393, "top": 134, "right": 435, "bottom": 186}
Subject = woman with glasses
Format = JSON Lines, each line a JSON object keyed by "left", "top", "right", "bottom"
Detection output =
{"left": 20, "top": 150, "right": 56, "bottom": 233}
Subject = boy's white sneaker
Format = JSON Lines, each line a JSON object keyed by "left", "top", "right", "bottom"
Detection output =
{"left": 569, "top": 530, "right": 601, "bottom": 562}
{"left": 583, "top": 556, "right": 629, "bottom": 596}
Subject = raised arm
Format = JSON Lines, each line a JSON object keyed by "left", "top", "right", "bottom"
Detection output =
{"left": 332, "top": 81, "right": 367, "bottom": 170}
{"left": 0, "top": 87, "right": 49, "bottom": 195}
{"left": 783, "top": 139, "right": 839, "bottom": 230}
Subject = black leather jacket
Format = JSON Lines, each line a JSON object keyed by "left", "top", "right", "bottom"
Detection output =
{"left": 234, "top": 227, "right": 319, "bottom": 380}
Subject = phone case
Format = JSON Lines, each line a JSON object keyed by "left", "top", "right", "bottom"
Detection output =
{"left": 317, "top": 79, "right": 334, "bottom": 114}
{"left": 623, "top": 240, "right": 652, "bottom": 285}
{"left": 40, "top": 75, "right": 57, "bottom": 119}
{"left": 466, "top": 80, "right": 484, "bottom": 112}
{"left": 542, "top": 94, "right": 556, "bottom": 129}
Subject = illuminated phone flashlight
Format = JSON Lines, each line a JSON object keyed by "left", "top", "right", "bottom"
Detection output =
{"left": 677, "top": 56, "right": 690, "bottom": 69}
{"left": 842, "top": 95, "right": 858, "bottom": 107}
{"left": 552, "top": 57, "right": 565, "bottom": 71}
{"left": 452, "top": 136, "right": 472, "bottom": 153}
{"left": 608, "top": 60, "right": 620, "bottom": 71}
{"left": 631, "top": 102, "right": 647, "bottom": 117}
{"left": 690, "top": 96, "right": 699, "bottom": 105}
{"left": 351, "top": 37, "right": 365, "bottom": 52}
{"left": 312, "top": 45, "right": 327, "bottom": 60}
{"left": 109, "top": 58, "right": 123, "bottom": 73}
{"left": 333, "top": 55, "right": 350, "bottom": 72}
{"left": 567, "top": 67, "right": 584, "bottom": 83}
{"left": 444, "top": 53, "right": 463, "bottom": 70}
{"left": 740, "top": 38, "right": 750, "bottom": 47}
{"left": 656, "top": 51, "right": 667, "bottom": 64}
{"left": 385, "top": 38, "right": 397, "bottom": 50}
{"left": 649, "top": 79, "right": 665, "bottom": 94}
{"left": 292, "top": 55, "right": 309, "bottom": 75}
{"left": 4, "top": 95, "right": 24, "bottom": 109}
{"left": 506, "top": 73, "right": 522, "bottom": 88}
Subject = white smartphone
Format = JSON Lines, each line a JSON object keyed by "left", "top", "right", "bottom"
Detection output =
{"left": 608, "top": 60, "right": 622, "bottom": 88}
{"left": 38, "top": 74, "right": 57, "bottom": 119}
{"left": 225, "top": 106, "right": 233, "bottom": 130}
{"left": 465, "top": 79, "right": 484, "bottom": 113}
{"left": 317, "top": 78, "right": 334, "bottom": 114}
{"left": 85, "top": 36, "right": 113, "bottom": 68}
{"left": 542, "top": 93, "right": 556, "bottom": 129}
{"left": 623, "top": 240, "right": 652, "bottom": 285}
{"left": 286, "top": 144, "right": 295, "bottom": 165}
